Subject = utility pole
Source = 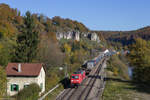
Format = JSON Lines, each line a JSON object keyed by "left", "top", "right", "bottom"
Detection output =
{"left": 64, "top": 63, "right": 68, "bottom": 78}
{"left": 64, "top": 63, "right": 69, "bottom": 88}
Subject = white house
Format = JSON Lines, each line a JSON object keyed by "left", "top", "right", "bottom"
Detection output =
{"left": 6, "top": 63, "right": 45, "bottom": 96}
{"left": 103, "top": 49, "right": 109, "bottom": 54}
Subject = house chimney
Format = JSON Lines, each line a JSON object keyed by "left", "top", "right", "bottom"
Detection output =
{"left": 18, "top": 63, "right": 21, "bottom": 72}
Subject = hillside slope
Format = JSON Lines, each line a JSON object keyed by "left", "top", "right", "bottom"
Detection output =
{"left": 101, "top": 26, "right": 150, "bottom": 46}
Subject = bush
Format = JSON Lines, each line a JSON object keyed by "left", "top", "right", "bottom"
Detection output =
{"left": 16, "top": 83, "right": 41, "bottom": 100}
{"left": 107, "top": 55, "right": 129, "bottom": 79}
{"left": 0, "top": 67, "right": 7, "bottom": 98}
{"left": 113, "top": 67, "right": 118, "bottom": 76}
{"left": 46, "top": 70, "right": 60, "bottom": 91}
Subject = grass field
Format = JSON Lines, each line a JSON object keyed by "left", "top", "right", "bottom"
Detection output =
{"left": 103, "top": 75, "right": 150, "bottom": 100}
{"left": 102, "top": 55, "right": 150, "bottom": 100}
{"left": 103, "top": 77, "right": 141, "bottom": 100}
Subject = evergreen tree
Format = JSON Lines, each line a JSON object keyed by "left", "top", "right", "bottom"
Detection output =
{"left": 14, "top": 11, "right": 39, "bottom": 62}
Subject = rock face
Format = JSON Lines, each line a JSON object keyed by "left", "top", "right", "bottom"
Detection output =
{"left": 56, "top": 30, "right": 100, "bottom": 43}
{"left": 88, "top": 32, "right": 100, "bottom": 43}
{"left": 56, "top": 30, "right": 80, "bottom": 41}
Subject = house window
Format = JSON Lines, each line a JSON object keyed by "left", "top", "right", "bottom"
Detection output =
{"left": 24, "top": 83, "right": 30, "bottom": 88}
{"left": 11, "top": 84, "right": 19, "bottom": 91}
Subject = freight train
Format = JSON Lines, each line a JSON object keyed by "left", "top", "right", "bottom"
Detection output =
{"left": 82, "top": 53, "right": 105, "bottom": 75}
{"left": 70, "top": 50, "right": 109, "bottom": 87}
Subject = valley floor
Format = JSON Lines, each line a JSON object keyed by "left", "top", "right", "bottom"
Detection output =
{"left": 102, "top": 71, "right": 150, "bottom": 100}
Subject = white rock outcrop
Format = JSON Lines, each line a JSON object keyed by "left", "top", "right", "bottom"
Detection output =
{"left": 56, "top": 30, "right": 80, "bottom": 41}
{"left": 56, "top": 30, "right": 100, "bottom": 43}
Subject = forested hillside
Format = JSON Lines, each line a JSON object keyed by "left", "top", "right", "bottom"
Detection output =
{"left": 101, "top": 26, "right": 150, "bottom": 47}
{"left": 0, "top": 3, "right": 104, "bottom": 67}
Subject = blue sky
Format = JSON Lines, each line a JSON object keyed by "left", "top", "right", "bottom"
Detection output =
{"left": 0, "top": 0, "right": 150, "bottom": 31}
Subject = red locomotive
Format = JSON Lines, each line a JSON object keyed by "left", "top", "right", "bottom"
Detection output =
{"left": 70, "top": 70, "right": 86, "bottom": 87}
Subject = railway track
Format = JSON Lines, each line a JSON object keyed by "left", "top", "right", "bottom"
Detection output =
{"left": 56, "top": 58, "right": 106, "bottom": 100}
{"left": 78, "top": 59, "right": 104, "bottom": 100}
{"left": 56, "top": 78, "right": 87, "bottom": 100}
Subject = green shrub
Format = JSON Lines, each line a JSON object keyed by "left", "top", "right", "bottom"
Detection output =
{"left": 0, "top": 67, "right": 7, "bottom": 98}
{"left": 16, "top": 83, "right": 41, "bottom": 100}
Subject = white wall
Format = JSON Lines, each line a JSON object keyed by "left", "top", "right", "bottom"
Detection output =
{"left": 37, "top": 67, "right": 45, "bottom": 94}
{"left": 104, "top": 49, "right": 109, "bottom": 54}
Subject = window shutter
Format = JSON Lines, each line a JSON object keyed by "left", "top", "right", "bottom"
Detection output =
{"left": 16, "top": 85, "right": 19, "bottom": 91}
{"left": 11, "top": 85, "right": 13, "bottom": 91}
{"left": 40, "top": 83, "right": 43, "bottom": 89}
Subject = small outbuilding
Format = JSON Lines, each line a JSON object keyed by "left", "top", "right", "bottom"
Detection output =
{"left": 6, "top": 63, "right": 45, "bottom": 96}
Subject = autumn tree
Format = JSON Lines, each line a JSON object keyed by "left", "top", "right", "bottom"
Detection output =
{"left": 72, "top": 41, "right": 81, "bottom": 51}
{"left": 37, "top": 34, "right": 64, "bottom": 70}
{"left": 0, "top": 43, "right": 11, "bottom": 66}
{"left": 62, "top": 43, "right": 71, "bottom": 65}
{"left": 129, "top": 38, "right": 150, "bottom": 83}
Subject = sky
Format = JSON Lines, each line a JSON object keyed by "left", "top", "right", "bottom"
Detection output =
{"left": 0, "top": 0, "right": 150, "bottom": 31}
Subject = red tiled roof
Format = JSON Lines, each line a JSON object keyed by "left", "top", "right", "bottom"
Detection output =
{"left": 6, "top": 63, "right": 43, "bottom": 77}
